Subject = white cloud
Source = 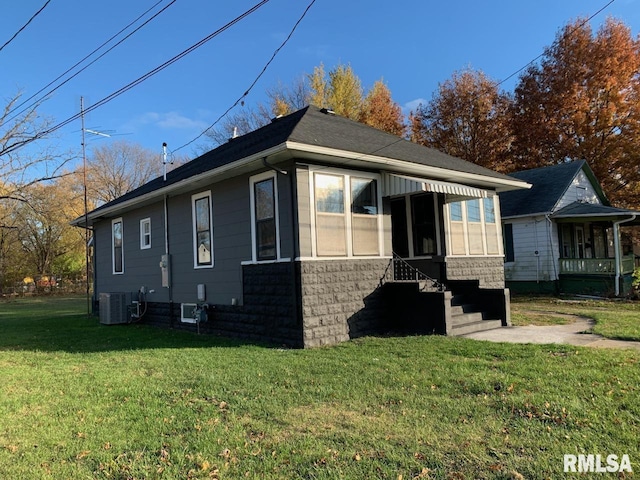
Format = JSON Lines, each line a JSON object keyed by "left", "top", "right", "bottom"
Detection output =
{"left": 403, "top": 98, "right": 427, "bottom": 114}
{"left": 126, "top": 111, "right": 210, "bottom": 131}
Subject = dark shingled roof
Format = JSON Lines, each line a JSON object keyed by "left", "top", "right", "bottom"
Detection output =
{"left": 499, "top": 160, "right": 602, "bottom": 218}
{"left": 90, "top": 106, "right": 520, "bottom": 216}
{"left": 552, "top": 202, "right": 640, "bottom": 222}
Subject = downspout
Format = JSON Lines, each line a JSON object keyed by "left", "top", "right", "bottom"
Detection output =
{"left": 613, "top": 214, "right": 637, "bottom": 296}
{"left": 262, "top": 157, "right": 302, "bottom": 344}
{"left": 164, "top": 194, "right": 174, "bottom": 325}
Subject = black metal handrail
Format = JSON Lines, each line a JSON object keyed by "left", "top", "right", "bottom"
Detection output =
{"left": 381, "top": 253, "right": 446, "bottom": 292}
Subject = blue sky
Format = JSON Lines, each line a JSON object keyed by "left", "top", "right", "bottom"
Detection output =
{"left": 2, "top": 0, "right": 639, "bottom": 166}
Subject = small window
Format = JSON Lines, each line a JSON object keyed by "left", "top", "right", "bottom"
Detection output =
{"left": 112, "top": 218, "right": 124, "bottom": 274}
{"left": 503, "top": 223, "right": 515, "bottom": 262}
{"left": 351, "top": 178, "right": 379, "bottom": 255}
{"left": 140, "top": 218, "right": 151, "bottom": 249}
{"left": 192, "top": 192, "right": 214, "bottom": 268}
{"left": 180, "top": 303, "right": 197, "bottom": 324}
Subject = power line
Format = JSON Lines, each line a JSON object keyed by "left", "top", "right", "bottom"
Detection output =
{"left": 5, "top": 0, "right": 174, "bottom": 125}
{"left": 497, "top": 0, "right": 616, "bottom": 87}
{"left": 0, "top": 0, "right": 51, "bottom": 53}
{"left": 0, "top": 0, "right": 271, "bottom": 158}
{"left": 172, "top": 0, "right": 317, "bottom": 154}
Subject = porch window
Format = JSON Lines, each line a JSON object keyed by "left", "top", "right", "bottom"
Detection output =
{"left": 484, "top": 198, "right": 499, "bottom": 254}
{"left": 351, "top": 178, "right": 379, "bottom": 255}
{"left": 112, "top": 218, "right": 124, "bottom": 274}
{"left": 445, "top": 196, "right": 503, "bottom": 257}
{"left": 390, "top": 198, "right": 409, "bottom": 257}
{"left": 466, "top": 199, "right": 483, "bottom": 254}
{"left": 192, "top": 191, "right": 214, "bottom": 268}
{"left": 254, "top": 177, "right": 277, "bottom": 260}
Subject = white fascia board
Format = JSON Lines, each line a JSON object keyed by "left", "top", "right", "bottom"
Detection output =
{"left": 284, "top": 141, "right": 530, "bottom": 192}
{"left": 74, "top": 143, "right": 290, "bottom": 226}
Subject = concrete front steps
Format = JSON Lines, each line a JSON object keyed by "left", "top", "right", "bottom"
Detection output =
{"left": 449, "top": 294, "right": 503, "bottom": 336}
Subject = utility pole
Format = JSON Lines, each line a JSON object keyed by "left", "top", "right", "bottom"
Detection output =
{"left": 80, "top": 97, "right": 90, "bottom": 317}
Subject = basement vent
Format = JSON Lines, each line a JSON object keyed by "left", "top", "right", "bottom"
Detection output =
{"left": 99, "top": 292, "right": 129, "bottom": 325}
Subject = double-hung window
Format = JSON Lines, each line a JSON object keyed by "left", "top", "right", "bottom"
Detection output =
{"left": 112, "top": 218, "right": 124, "bottom": 274}
{"left": 250, "top": 172, "right": 280, "bottom": 261}
{"left": 192, "top": 191, "right": 214, "bottom": 268}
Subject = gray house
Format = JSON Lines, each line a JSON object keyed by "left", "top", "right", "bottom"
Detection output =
{"left": 499, "top": 160, "right": 640, "bottom": 296}
{"left": 74, "top": 107, "right": 529, "bottom": 347}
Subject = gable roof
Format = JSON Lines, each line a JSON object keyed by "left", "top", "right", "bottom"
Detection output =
{"left": 75, "top": 106, "right": 528, "bottom": 226}
{"left": 499, "top": 160, "right": 607, "bottom": 218}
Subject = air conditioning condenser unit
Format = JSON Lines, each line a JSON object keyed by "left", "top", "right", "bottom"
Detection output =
{"left": 99, "top": 292, "right": 129, "bottom": 325}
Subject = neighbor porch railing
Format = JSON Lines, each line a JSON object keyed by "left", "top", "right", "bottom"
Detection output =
{"left": 558, "top": 255, "right": 635, "bottom": 275}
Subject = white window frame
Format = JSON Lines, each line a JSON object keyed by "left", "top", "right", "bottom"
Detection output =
{"left": 249, "top": 171, "right": 282, "bottom": 263}
{"left": 191, "top": 191, "right": 214, "bottom": 269}
{"left": 112, "top": 217, "right": 124, "bottom": 275}
{"left": 140, "top": 217, "right": 151, "bottom": 250}
{"left": 444, "top": 195, "right": 503, "bottom": 257}
{"left": 308, "top": 166, "right": 384, "bottom": 259}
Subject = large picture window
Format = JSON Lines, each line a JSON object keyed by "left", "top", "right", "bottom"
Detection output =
{"left": 253, "top": 176, "right": 277, "bottom": 261}
{"left": 192, "top": 191, "right": 213, "bottom": 268}
{"left": 112, "top": 218, "right": 124, "bottom": 274}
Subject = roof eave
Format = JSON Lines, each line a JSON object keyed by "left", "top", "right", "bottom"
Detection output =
{"left": 71, "top": 142, "right": 290, "bottom": 227}
{"left": 285, "top": 141, "right": 531, "bottom": 192}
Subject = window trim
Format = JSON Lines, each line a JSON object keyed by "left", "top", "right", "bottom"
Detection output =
{"left": 191, "top": 191, "right": 214, "bottom": 269}
{"left": 308, "top": 167, "right": 383, "bottom": 258}
{"left": 249, "top": 171, "right": 282, "bottom": 263}
{"left": 140, "top": 217, "right": 151, "bottom": 250}
{"left": 445, "top": 195, "right": 503, "bottom": 257}
{"left": 112, "top": 217, "right": 124, "bottom": 275}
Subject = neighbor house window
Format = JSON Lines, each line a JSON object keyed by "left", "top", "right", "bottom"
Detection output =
{"left": 503, "top": 223, "right": 515, "bottom": 262}
{"left": 112, "top": 218, "right": 124, "bottom": 274}
{"left": 192, "top": 191, "right": 213, "bottom": 268}
{"left": 140, "top": 218, "right": 151, "bottom": 250}
{"left": 312, "top": 170, "right": 381, "bottom": 257}
{"left": 250, "top": 172, "right": 280, "bottom": 261}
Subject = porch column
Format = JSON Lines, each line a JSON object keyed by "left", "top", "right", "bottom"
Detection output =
{"left": 613, "top": 215, "right": 637, "bottom": 296}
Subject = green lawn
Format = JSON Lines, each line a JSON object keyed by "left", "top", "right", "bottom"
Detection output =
{"left": 512, "top": 295, "right": 640, "bottom": 341}
{"left": 0, "top": 296, "right": 638, "bottom": 479}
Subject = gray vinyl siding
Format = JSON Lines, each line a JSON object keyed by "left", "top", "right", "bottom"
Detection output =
{"left": 168, "top": 175, "right": 250, "bottom": 305}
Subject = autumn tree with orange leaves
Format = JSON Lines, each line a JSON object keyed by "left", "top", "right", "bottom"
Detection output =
{"left": 409, "top": 69, "right": 513, "bottom": 173}
{"left": 511, "top": 17, "right": 640, "bottom": 207}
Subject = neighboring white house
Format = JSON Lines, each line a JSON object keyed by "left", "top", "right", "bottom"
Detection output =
{"left": 499, "top": 160, "right": 640, "bottom": 296}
